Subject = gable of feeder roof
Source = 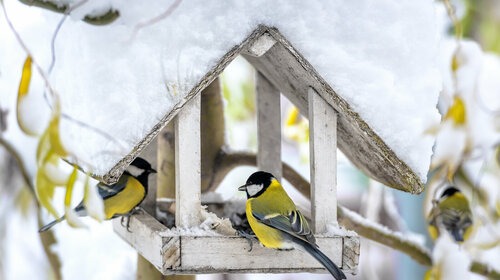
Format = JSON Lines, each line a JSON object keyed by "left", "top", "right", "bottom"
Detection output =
{"left": 100, "top": 25, "right": 423, "bottom": 194}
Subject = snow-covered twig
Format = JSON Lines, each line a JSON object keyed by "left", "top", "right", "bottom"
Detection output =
{"left": 337, "top": 204, "right": 432, "bottom": 265}
{"left": 18, "top": 0, "right": 118, "bottom": 25}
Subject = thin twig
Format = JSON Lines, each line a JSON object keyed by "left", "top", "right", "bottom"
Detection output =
{"left": 0, "top": 138, "right": 62, "bottom": 279}
{"left": 129, "top": 0, "right": 182, "bottom": 41}
{"left": 1, "top": 0, "right": 57, "bottom": 100}
{"left": 443, "top": 0, "right": 463, "bottom": 41}
{"left": 44, "top": 0, "right": 89, "bottom": 109}
{"left": 0, "top": 137, "right": 34, "bottom": 193}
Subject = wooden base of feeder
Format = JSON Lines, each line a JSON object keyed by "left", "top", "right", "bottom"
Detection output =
{"left": 113, "top": 211, "right": 359, "bottom": 275}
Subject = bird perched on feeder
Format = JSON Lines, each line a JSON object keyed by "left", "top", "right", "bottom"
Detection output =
{"left": 239, "top": 171, "right": 346, "bottom": 280}
{"left": 427, "top": 186, "right": 473, "bottom": 242}
{"left": 39, "top": 157, "right": 156, "bottom": 232}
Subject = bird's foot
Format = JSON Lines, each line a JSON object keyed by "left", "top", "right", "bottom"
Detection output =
{"left": 237, "top": 230, "right": 259, "bottom": 252}
{"left": 118, "top": 208, "right": 145, "bottom": 232}
{"left": 119, "top": 215, "right": 133, "bottom": 232}
{"left": 125, "top": 214, "right": 133, "bottom": 232}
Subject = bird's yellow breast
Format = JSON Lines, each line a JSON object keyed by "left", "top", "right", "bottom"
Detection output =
{"left": 246, "top": 180, "right": 296, "bottom": 249}
{"left": 246, "top": 199, "right": 284, "bottom": 249}
{"left": 104, "top": 177, "right": 145, "bottom": 219}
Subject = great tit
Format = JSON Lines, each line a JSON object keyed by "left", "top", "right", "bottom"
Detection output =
{"left": 427, "top": 186, "right": 473, "bottom": 242}
{"left": 239, "top": 171, "right": 346, "bottom": 280}
{"left": 39, "top": 157, "right": 156, "bottom": 232}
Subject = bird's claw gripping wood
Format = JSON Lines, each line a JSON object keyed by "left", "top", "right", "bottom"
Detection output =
{"left": 237, "top": 229, "right": 259, "bottom": 252}
{"left": 120, "top": 207, "right": 145, "bottom": 232}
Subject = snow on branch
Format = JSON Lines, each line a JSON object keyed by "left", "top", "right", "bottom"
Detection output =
{"left": 18, "top": 0, "right": 118, "bottom": 25}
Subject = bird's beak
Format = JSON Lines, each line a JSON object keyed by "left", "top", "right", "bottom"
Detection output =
{"left": 238, "top": 184, "right": 247, "bottom": 191}
{"left": 150, "top": 168, "right": 157, "bottom": 173}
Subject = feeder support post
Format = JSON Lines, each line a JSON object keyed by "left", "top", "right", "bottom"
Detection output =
{"left": 256, "top": 71, "right": 282, "bottom": 181}
{"left": 175, "top": 94, "right": 202, "bottom": 228}
{"left": 308, "top": 87, "right": 338, "bottom": 233}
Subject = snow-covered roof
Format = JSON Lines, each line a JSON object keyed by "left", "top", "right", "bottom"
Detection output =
{"left": 0, "top": 0, "right": 440, "bottom": 193}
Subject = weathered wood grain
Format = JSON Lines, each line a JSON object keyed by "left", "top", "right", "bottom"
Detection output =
{"left": 113, "top": 212, "right": 172, "bottom": 271}
{"left": 308, "top": 87, "right": 338, "bottom": 232}
{"left": 175, "top": 95, "right": 202, "bottom": 228}
{"left": 99, "top": 25, "right": 422, "bottom": 193}
{"left": 242, "top": 27, "right": 423, "bottom": 193}
{"left": 136, "top": 136, "right": 158, "bottom": 216}
{"left": 101, "top": 27, "right": 268, "bottom": 185}
{"left": 256, "top": 71, "right": 282, "bottom": 180}
{"left": 113, "top": 211, "right": 359, "bottom": 275}
{"left": 242, "top": 32, "right": 277, "bottom": 57}
{"left": 177, "top": 235, "right": 343, "bottom": 274}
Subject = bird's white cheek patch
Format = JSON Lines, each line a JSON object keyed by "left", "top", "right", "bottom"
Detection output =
{"left": 247, "top": 184, "right": 263, "bottom": 196}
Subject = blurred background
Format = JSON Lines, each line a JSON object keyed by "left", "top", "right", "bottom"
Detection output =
{"left": 1, "top": 0, "right": 500, "bottom": 279}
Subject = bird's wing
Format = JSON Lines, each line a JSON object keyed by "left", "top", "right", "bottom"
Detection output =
{"left": 253, "top": 210, "right": 316, "bottom": 245}
{"left": 441, "top": 208, "right": 472, "bottom": 230}
{"left": 97, "top": 175, "right": 128, "bottom": 200}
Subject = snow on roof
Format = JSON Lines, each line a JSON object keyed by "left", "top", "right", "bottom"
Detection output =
{"left": 0, "top": 0, "right": 440, "bottom": 188}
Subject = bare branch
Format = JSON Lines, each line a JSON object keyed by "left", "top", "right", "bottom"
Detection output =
{"left": 337, "top": 205, "right": 432, "bottom": 266}
{"left": 0, "top": 137, "right": 34, "bottom": 193}
{"left": 0, "top": 137, "right": 62, "bottom": 279}
{"left": 470, "top": 261, "right": 500, "bottom": 279}
{"left": 129, "top": 0, "right": 182, "bottom": 41}
{"left": 18, "top": 0, "right": 118, "bottom": 25}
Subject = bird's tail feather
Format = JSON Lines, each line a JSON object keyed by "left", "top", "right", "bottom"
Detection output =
{"left": 295, "top": 237, "right": 346, "bottom": 280}
{"left": 39, "top": 215, "right": 66, "bottom": 232}
{"left": 451, "top": 229, "right": 464, "bottom": 242}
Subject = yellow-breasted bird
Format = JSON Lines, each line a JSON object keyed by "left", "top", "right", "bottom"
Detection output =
{"left": 39, "top": 157, "right": 156, "bottom": 232}
{"left": 239, "top": 171, "right": 346, "bottom": 280}
{"left": 427, "top": 186, "right": 473, "bottom": 242}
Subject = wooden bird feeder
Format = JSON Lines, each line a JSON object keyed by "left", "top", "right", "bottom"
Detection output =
{"left": 102, "top": 25, "right": 423, "bottom": 275}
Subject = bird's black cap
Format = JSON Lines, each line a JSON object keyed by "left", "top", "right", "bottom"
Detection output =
{"left": 441, "top": 186, "right": 460, "bottom": 198}
{"left": 238, "top": 171, "right": 275, "bottom": 198}
{"left": 131, "top": 157, "right": 157, "bottom": 173}
{"left": 245, "top": 171, "right": 274, "bottom": 187}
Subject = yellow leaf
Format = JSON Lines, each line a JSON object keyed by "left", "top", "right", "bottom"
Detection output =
{"left": 285, "top": 106, "right": 300, "bottom": 126}
{"left": 65, "top": 206, "right": 87, "bottom": 229}
{"left": 42, "top": 160, "right": 70, "bottom": 186}
{"left": 444, "top": 95, "right": 466, "bottom": 126}
{"left": 83, "top": 173, "right": 105, "bottom": 222}
{"left": 18, "top": 56, "right": 32, "bottom": 98}
{"left": 425, "top": 264, "right": 442, "bottom": 280}
{"left": 451, "top": 53, "right": 460, "bottom": 73}
{"left": 64, "top": 165, "right": 86, "bottom": 228}
{"left": 496, "top": 145, "right": 500, "bottom": 168}
{"left": 496, "top": 199, "right": 500, "bottom": 218}
{"left": 14, "top": 187, "right": 34, "bottom": 217}
{"left": 36, "top": 168, "right": 59, "bottom": 219}
{"left": 64, "top": 165, "right": 78, "bottom": 207}
{"left": 36, "top": 129, "right": 50, "bottom": 165}
{"left": 16, "top": 56, "right": 37, "bottom": 136}
{"left": 48, "top": 104, "right": 67, "bottom": 158}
